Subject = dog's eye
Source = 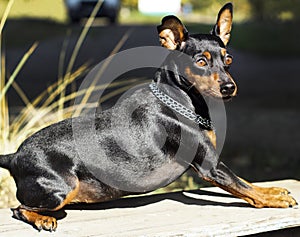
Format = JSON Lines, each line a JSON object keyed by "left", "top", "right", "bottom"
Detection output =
{"left": 225, "top": 55, "right": 233, "bottom": 65}
{"left": 196, "top": 59, "right": 207, "bottom": 67}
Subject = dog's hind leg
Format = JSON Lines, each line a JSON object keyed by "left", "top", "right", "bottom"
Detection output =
{"left": 12, "top": 206, "right": 59, "bottom": 232}
{"left": 12, "top": 175, "right": 79, "bottom": 231}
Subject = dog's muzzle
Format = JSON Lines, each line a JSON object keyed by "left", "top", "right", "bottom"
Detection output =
{"left": 220, "top": 82, "right": 236, "bottom": 97}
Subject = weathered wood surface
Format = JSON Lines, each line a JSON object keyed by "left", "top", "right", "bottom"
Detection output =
{"left": 0, "top": 179, "right": 299, "bottom": 237}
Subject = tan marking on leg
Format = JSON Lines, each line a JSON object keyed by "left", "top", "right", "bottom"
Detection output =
{"left": 12, "top": 179, "right": 80, "bottom": 231}
{"left": 205, "top": 177, "right": 297, "bottom": 208}
{"left": 53, "top": 178, "right": 80, "bottom": 211}
{"left": 12, "top": 207, "right": 57, "bottom": 231}
{"left": 71, "top": 181, "right": 109, "bottom": 203}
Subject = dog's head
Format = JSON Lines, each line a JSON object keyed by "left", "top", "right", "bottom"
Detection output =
{"left": 157, "top": 3, "right": 237, "bottom": 100}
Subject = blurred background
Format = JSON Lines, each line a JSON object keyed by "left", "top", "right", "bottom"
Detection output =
{"left": 0, "top": 0, "right": 299, "bottom": 208}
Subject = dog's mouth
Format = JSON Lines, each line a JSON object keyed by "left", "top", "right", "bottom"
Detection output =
{"left": 222, "top": 95, "right": 234, "bottom": 101}
{"left": 200, "top": 89, "right": 236, "bottom": 101}
{"left": 221, "top": 88, "right": 238, "bottom": 101}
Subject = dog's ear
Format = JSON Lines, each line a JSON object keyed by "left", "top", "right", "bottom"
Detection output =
{"left": 211, "top": 3, "right": 233, "bottom": 46}
{"left": 157, "top": 15, "right": 188, "bottom": 50}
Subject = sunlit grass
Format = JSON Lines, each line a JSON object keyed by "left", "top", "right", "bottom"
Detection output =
{"left": 0, "top": 0, "right": 67, "bottom": 23}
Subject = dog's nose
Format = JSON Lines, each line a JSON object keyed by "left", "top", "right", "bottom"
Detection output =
{"left": 220, "top": 82, "right": 236, "bottom": 96}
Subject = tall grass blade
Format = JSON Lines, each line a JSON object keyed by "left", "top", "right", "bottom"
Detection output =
{"left": 9, "top": 65, "right": 89, "bottom": 138}
{"left": 0, "top": 42, "right": 38, "bottom": 103}
{"left": 58, "top": 0, "right": 104, "bottom": 119}
{"left": 0, "top": 0, "right": 14, "bottom": 35}
{"left": 0, "top": 50, "right": 9, "bottom": 153}
{"left": 65, "top": 0, "right": 104, "bottom": 77}
{"left": 58, "top": 29, "right": 72, "bottom": 83}
{"left": 73, "top": 28, "right": 133, "bottom": 117}
{"left": 0, "top": 0, "right": 14, "bottom": 92}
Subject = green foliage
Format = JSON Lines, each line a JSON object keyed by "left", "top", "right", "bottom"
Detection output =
{"left": 121, "top": 0, "right": 138, "bottom": 10}
{"left": 183, "top": 0, "right": 299, "bottom": 22}
{"left": 188, "top": 21, "right": 300, "bottom": 56}
{"left": 0, "top": 0, "right": 67, "bottom": 22}
{"left": 2, "top": 0, "right": 299, "bottom": 23}
{"left": 231, "top": 21, "right": 300, "bottom": 55}
{"left": 249, "top": 0, "right": 300, "bottom": 21}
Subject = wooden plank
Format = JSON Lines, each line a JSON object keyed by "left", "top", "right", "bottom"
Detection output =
{"left": 0, "top": 179, "right": 299, "bottom": 237}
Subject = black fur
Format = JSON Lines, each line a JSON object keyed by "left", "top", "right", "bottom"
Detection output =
{"left": 0, "top": 22, "right": 247, "bottom": 211}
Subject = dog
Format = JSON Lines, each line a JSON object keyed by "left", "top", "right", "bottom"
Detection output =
{"left": 0, "top": 3, "right": 297, "bottom": 232}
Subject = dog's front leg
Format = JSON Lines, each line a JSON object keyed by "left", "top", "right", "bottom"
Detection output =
{"left": 192, "top": 153, "right": 297, "bottom": 208}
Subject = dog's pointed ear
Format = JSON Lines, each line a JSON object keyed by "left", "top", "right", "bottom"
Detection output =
{"left": 157, "top": 15, "right": 188, "bottom": 50}
{"left": 211, "top": 3, "right": 233, "bottom": 46}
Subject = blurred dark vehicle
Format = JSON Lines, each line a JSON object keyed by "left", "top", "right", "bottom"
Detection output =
{"left": 64, "top": 0, "right": 120, "bottom": 23}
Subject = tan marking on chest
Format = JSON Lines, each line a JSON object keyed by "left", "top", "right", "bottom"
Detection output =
{"left": 205, "top": 130, "right": 216, "bottom": 148}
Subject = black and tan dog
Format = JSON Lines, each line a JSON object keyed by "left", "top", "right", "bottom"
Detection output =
{"left": 0, "top": 3, "right": 297, "bottom": 231}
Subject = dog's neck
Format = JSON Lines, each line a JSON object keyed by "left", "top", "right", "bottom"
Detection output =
{"left": 154, "top": 63, "right": 211, "bottom": 123}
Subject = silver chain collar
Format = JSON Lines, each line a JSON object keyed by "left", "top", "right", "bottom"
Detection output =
{"left": 149, "top": 82, "right": 213, "bottom": 130}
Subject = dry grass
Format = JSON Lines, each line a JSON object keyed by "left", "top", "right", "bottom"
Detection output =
{"left": 0, "top": 0, "right": 136, "bottom": 208}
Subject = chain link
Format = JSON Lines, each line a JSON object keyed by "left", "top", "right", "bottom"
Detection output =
{"left": 149, "top": 82, "right": 213, "bottom": 129}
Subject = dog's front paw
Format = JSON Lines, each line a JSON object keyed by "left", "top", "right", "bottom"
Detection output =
{"left": 257, "top": 186, "right": 290, "bottom": 195}
{"left": 250, "top": 186, "right": 298, "bottom": 208}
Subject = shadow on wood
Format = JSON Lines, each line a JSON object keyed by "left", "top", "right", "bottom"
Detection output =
{"left": 66, "top": 188, "right": 250, "bottom": 211}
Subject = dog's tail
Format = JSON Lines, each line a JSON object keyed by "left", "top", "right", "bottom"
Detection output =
{"left": 0, "top": 153, "right": 14, "bottom": 171}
